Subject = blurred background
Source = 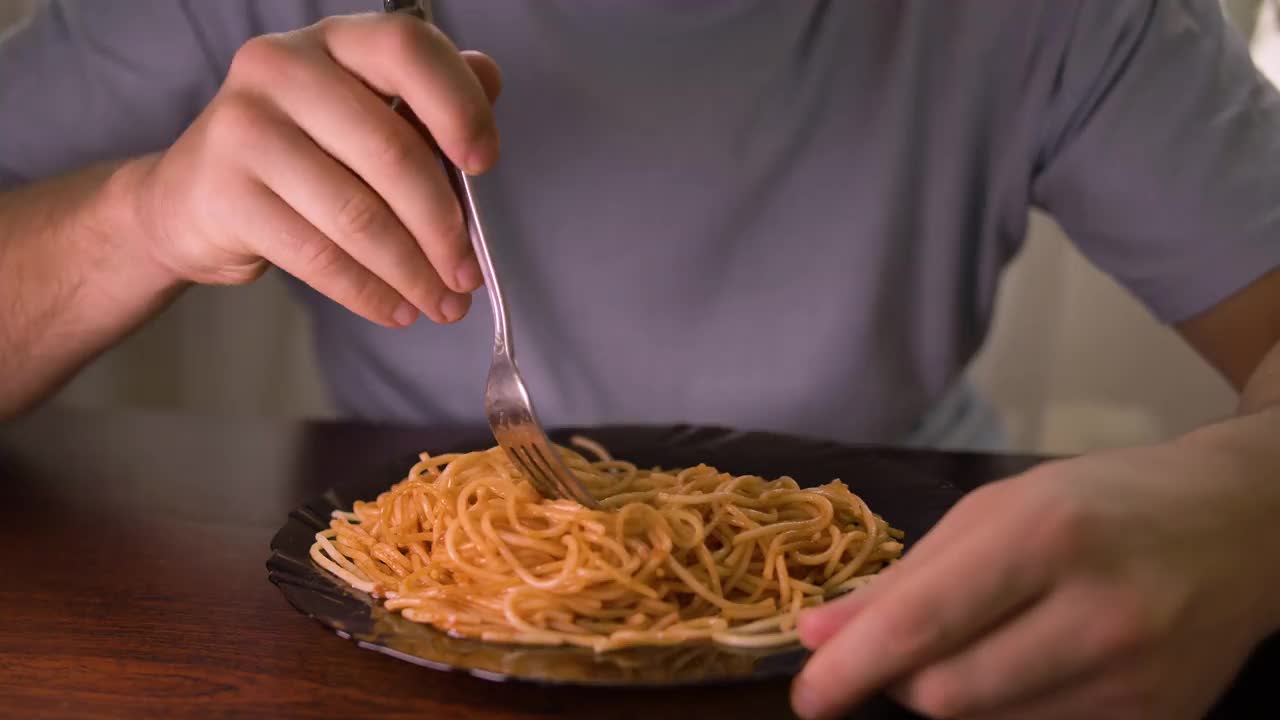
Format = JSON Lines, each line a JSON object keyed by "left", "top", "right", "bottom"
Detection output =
{"left": 2, "top": 1, "right": 1276, "bottom": 453}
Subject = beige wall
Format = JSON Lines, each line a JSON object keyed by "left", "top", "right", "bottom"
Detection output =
{"left": 4, "top": 1, "right": 1266, "bottom": 454}
{"left": 967, "top": 217, "right": 1235, "bottom": 453}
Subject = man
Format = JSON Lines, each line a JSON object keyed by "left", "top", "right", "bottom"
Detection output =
{"left": 2, "top": 1, "right": 1278, "bottom": 718}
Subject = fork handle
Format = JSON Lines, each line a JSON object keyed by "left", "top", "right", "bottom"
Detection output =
{"left": 383, "top": 0, "right": 426, "bottom": 19}
{"left": 383, "top": 1, "right": 513, "bottom": 356}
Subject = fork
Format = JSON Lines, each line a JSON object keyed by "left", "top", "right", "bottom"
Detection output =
{"left": 446, "top": 161, "right": 600, "bottom": 508}
{"left": 385, "top": 0, "right": 599, "bottom": 508}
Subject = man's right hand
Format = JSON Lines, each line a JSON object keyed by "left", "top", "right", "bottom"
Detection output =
{"left": 131, "top": 12, "right": 502, "bottom": 327}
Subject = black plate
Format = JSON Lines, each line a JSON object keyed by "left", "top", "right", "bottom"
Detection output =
{"left": 267, "top": 425, "right": 980, "bottom": 687}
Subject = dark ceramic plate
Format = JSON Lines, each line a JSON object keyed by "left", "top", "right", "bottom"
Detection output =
{"left": 267, "top": 425, "right": 986, "bottom": 687}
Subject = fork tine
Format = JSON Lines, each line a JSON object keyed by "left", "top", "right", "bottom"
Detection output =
{"left": 528, "top": 444, "right": 595, "bottom": 506}
{"left": 520, "top": 452, "right": 555, "bottom": 497}
{"left": 505, "top": 442, "right": 595, "bottom": 508}
{"left": 505, "top": 446, "right": 552, "bottom": 497}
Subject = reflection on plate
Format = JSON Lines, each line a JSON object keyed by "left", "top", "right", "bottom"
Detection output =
{"left": 267, "top": 425, "right": 967, "bottom": 687}
{"left": 365, "top": 605, "right": 795, "bottom": 685}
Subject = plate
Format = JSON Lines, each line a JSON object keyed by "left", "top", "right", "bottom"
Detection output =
{"left": 267, "top": 425, "right": 974, "bottom": 687}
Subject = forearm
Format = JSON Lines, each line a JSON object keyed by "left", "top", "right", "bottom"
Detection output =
{"left": 1175, "top": 340, "right": 1280, "bottom": 634}
{"left": 0, "top": 156, "right": 186, "bottom": 419}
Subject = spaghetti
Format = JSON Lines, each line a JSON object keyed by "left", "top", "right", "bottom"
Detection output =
{"left": 311, "top": 439, "right": 903, "bottom": 652}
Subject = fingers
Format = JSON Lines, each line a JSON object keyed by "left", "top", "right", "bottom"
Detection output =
{"left": 797, "top": 589, "right": 871, "bottom": 650}
{"left": 791, "top": 518, "right": 1050, "bottom": 720}
{"left": 209, "top": 16, "right": 499, "bottom": 324}
{"left": 797, "top": 562, "right": 903, "bottom": 650}
{"left": 245, "top": 108, "right": 467, "bottom": 324}
{"left": 260, "top": 52, "right": 482, "bottom": 297}
{"left": 236, "top": 183, "right": 410, "bottom": 328}
{"left": 891, "top": 583, "right": 1113, "bottom": 718}
{"left": 318, "top": 14, "right": 499, "bottom": 174}
{"left": 798, "top": 483, "right": 1008, "bottom": 650}
{"left": 461, "top": 51, "right": 503, "bottom": 104}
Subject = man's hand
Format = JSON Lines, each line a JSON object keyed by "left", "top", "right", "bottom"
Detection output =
{"left": 133, "top": 12, "right": 502, "bottom": 327}
{"left": 790, "top": 429, "right": 1280, "bottom": 719}
{"left": 0, "top": 12, "right": 502, "bottom": 418}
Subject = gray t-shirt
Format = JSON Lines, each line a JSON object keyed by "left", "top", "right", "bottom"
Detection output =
{"left": 3, "top": 1, "right": 1279, "bottom": 448}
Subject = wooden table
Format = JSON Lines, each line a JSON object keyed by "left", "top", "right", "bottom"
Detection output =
{"left": 0, "top": 409, "right": 1274, "bottom": 719}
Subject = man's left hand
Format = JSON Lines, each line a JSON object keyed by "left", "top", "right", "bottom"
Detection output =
{"left": 791, "top": 436, "right": 1280, "bottom": 719}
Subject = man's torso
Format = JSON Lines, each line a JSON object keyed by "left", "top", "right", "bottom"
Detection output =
{"left": 291, "top": 0, "right": 1053, "bottom": 446}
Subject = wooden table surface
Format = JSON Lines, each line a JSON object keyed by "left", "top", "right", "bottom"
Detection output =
{"left": 0, "top": 409, "right": 1274, "bottom": 719}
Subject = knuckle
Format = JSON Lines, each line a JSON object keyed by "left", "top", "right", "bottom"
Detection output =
{"left": 349, "top": 271, "right": 397, "bottom": 318}
{"left": 418, "top": 21, "right": 461, "bottom": 61}
{"left": 229, "top": 34, "right": 292, "bottom": 84}
{"left": 310, "top": 15, "right": 339, "bottom": 35}
{"left": 1086, "top": 589, "right": 1159, "bottom": 658}
{"left": 380, "top": 13, "right": 429, "bottom": 62}
{"left": 387, "top": 251, "right": 446, "bottom": 308}
{"left": 454, "top": 100, "right": 493, "bottom": 143}
{"left": 210, "top": 259, "right": 267, "bottom": 286}
{"left": 369, "top": 129, "right": 420, "bottom": 172}
{"left": 1027, "top": 491, "right": 1091, "bottom": 568}
{"left": 286, "top": 233, "right": 343, "bottom": 278}
{"left": 334, "top": 191, "right": 392, "bottom": 241}
{"left": 433, "top": 204, "right": 468, "bottom": 248}
{"left": 406, "top": 280, "right": 446, "bottom": 312}
{"left": 420, "top": 20, "right": 453, "bottom": 47}
{"left": 204, "top": 95, "right": 272, "bottom": 149}
{"left": 230, "top": 31, "right": 323, "bottom": 92}
{"left": 442, "top": 100, "right": 495, "bottom": 162}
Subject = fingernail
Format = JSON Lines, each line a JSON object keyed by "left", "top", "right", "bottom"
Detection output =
{"left": 439, "top": 293, "right": 470, "bottom": 323}
{"left": 791, "top": 678, "right": 823, "bottom": 720}
{"left": 454, "top": 257, "right": 483, "bottom": 292}
{"left": 392, "top": 301, "right": 418, "bottom": 327}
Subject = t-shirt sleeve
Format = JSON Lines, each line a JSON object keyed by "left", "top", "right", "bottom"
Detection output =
{"left": 1032, "top": 0, "right": 1280, "bottom": 324}
{"left": 0, "top": 0, "right": 332, "bottom": 191}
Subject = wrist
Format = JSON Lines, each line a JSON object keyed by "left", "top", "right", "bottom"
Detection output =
{"left": 1174, "top": 410, "right": 1280, "bottom": 635}
{"left": 95, "top": 154, "right": 189, "bottom": 296}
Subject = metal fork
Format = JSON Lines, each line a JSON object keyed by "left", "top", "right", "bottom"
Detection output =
{"left": 384, "top": 0, "right": 598, "bottom": 508}
{"left": 445, "top": 163, "right": 599, "bottom": 508}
